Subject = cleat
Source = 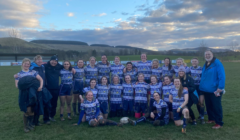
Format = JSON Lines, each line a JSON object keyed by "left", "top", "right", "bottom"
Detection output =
{"left": 192, "top": 121, "right": 197, "bottom": 125}
{"left": 206, "top": 120, "right": 215, "bottom": 124}
{"left": 200, "top": 119, "right": 205, "bottom": 124}
{"left": 128, "top": 119, "right": 136, "bottom": 126}
{"left": 60, "top": 117, "right": 65, "bottom": 121}
{"left": 212, "top": 124, "right": 222, "bottom": 129}
{"left": 49, "top": 117, "right": 56, "bottom": 122}
{"left": 182, "top": 128, "right": 186, "bottom": 133}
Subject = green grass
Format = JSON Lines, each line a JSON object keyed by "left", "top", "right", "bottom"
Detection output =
{"left": 1, "top": 63, "right": 240, "bottom": 140}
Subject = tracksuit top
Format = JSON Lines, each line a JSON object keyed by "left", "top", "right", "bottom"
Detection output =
{"left": 170, "top": 88, "right": 188, "bottom": 110}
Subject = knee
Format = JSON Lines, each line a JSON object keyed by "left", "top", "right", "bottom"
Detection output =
{"left": 175, "top": 122, "right": 181, "bottom": 126}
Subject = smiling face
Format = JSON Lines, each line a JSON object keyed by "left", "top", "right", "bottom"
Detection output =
{"left": 113, "top": 76, "right": 119, "bottom": 84}
{"left": 178, "top": 71, "right": 185, "bottom": 77}
{"left": 191, "top": 59, "right": 199, "bottom": 67}
{"left": 101, "top": 77, "right": 108, "bottom": 85}
{"left": 138, "top": 74, "right": 144, "bottom": 82}
{"left": 153, "top": 93, "right": 160, "bottom": 101}
{"left": 50, "top": 60, "right": 57, "bottom": 66}
{"left": 63, "top": 61, "right": 70, "bottom": 70}
{"left": 125, "top": 75, "right": 131, "bottom": 83}
{"left": 22, "top": 61, "right": 30, "bottom": 71}
{"left": 35, "top": 57, "right": 43, "bottom": 66}
{"left": 101, "top": 55, "right": 107, "bottom": 64}
{"left": 141, "top": 54, "right": 147, "bottom": 62}
{"left": 86, "top": 91, "right": 93, "bottom": 101}
{"left": 151, "top": 76, "right": 157, "bottom": 84}
{"left": 164, "top": 76, "right": 170, "bottom": 85}
{"left": 126, "top": 63, "right": 133, "bottom": 71}
{"left": 152, "top": 61, "right": 158, "bottom": 68}
{"left": 90, "top": 58, "right": 96, "bottom": 65}
{"left": 177, "top": 59, "right": 183, "bottom": 67}
{"left": 77, "top": 60, "right": 84, "bottom": 68}
{"left": 90, "top": 80, "right": 96, "bottom": 88}
{"left": 174, "top": 79, "right": 181, "bottom": 88}
{"left": 114, "top": 57, "right": 120, "bottom": 65}
{"left": 164, "top": 59, "right": 170, "bottom": 66}
{"left": 205, "top": 51, "right": 213, "bottom": 62}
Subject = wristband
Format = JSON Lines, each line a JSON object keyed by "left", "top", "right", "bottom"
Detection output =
{"left": 178, "top": 106, "right": 182, "bottom": 109}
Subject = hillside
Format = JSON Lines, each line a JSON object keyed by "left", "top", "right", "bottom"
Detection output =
{"left": 30, "top": 40, "right": 88, "bottom": 46}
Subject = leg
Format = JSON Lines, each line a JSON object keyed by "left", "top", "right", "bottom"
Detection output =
{"left": 49, "top": 89, "right": 59, "bottom": 119}
{"left": 67, "top": 95, "right": 72, "bottom": 119}
{"left": 60, "top": 96, "right": 66, "bottom": 121}
{"left": 128, "top": 113, "right": 150, "bottom": 125}
{"left": 25, "top": 107, "right": 35, "bottom": 130}
{"left": 204, "top": 92, "right": 215, "bottom": 122}
{"left": 167, "top": 102, "right": 173, "bottom": 120}
{"left": 129, "top": 100, "right": 135, "bottom": 117}
{"left": 110, "top": 103, "right": 116, "bottom": 118}
{"left": 153, "top": 120, "right": 166, "bottom": 126}
{"left": 187, "top": 97, "right": 196, "bottom": 123}
{"left": 100, "top": 102, "right": 109, "bottom": 119}
{"left": 122, "top": 100, "right": 128, "bottom": 117}
{"left": 211, "top": 93, "right": 223, "bottom": 126}
{"left": 23, "top": 114, "right": 30, "bottom": 133}
{"left": 72, "top": 94, "right": 78, "bottom": 115}
{"left": 182, "top": 108, "right": 189, "bottom": 133}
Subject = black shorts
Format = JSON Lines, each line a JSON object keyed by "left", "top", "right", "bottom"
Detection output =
{"left": 166, "top": 102, "right": 173, "bottom": 112}
{"left": 195, "top": 85, "right": 204, "bottom": 96}
{"left": 173, "top": 109, "right": 183, "bottom": 121}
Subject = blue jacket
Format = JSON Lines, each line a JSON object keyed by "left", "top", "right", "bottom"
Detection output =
{"left": 30, "top": 62, "right": 46, "bottom": 86}
{"left": 199, "top": 58, "right": 225, "bottom": 93}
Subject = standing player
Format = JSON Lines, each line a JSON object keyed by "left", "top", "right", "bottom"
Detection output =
{"left": 124, "top": 62, "right": 137, "bottom": 83}
{"left": 122, "top": 75, "right": 135, "bottom": 117}
{"left": 110, "top": 56, "right": 125, "bottom": 84}
{"left": 72, "top": 59, "right": 85, "bottom": 116}
{"left": 169, "top": 78, "right": 189, "bottom": 133}
{"left": 134, "top": 73, "right": 150, "bottom": 118}
{"left": 149, "top": 75, "right": 162, "bottom": 112}
{"left": 97, "top": 55, "right": 111, "bottom": 84}
{"left": 59, "top": 61, "right": 73, "bottom": 121}
{"left": 190, "top": 58, "right": 205, "bottom": 124}
{"left": 128, "top": 92, "right": 169, "bottom": 126}
{"left": 151, "top": 59, "right": 162, "bottom": 82}
{"left": 109, "top": 75, "right": 123, "bottom": 117}
{"left": 84, "top": 57, "right": 98, "bottom": 87}
{"left": 162, "top": 58, "right": 174, "bottom": 80}
{"left": 97, "top": 76, "right": 110, "bottom": 119}
{"left": 173, "top": 58, "right": 190, "bottom": 77}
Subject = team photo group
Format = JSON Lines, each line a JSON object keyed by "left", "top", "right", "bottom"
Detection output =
{"left": 14, "top": 50, "right": 225, "bottom": 134}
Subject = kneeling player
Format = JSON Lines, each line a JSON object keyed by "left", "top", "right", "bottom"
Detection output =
{"left": 128, "top": 92, "right": 169, "bottom": 126}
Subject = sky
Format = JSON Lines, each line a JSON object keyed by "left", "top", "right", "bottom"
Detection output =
{"left": 0, "top": 0, "right": 240, "bottom": 51}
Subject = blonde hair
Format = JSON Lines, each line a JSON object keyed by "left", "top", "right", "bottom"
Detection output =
{"left": 33, "top": 55, "right": 42, "bottom": 62}
{"left": 112, "top": 75, "right": 120, "bottom": 84}
{"left": 115, "top": 56, "right": 120, "bottom": 60}
{"left": 21, "top": 58, "right": 31, "bottom": 69}
{"left": 89, "top": 56, "right": 96, "bottom": 61}
{"left": 176, "top": 58, "right": 184, "bottom": 63}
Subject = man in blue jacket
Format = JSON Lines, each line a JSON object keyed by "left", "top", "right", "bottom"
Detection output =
{"left": 200, "top": 50, "right": 225, "bottom": 129}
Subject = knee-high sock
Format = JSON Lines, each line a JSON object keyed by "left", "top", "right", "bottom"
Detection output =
{"left": 106, "top": 120, "right": 118, "bottom": 125}
{"left": 183, "top": 118, "right": 187, "bottom": 128}
{"left": 136, "top": 116, "right": 146, "bottom": 124}
{"left": 72, "top": 103, "right": 77, "bottom": 113}
{"left": 78, "top": 103, "right": 81, "bottom": 113}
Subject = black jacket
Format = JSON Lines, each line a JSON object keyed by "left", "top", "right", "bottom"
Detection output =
{"left": 18, "top": 76, "right": 40, "bottom": 113}
{"left": 180, "top": 75, "right": 198, "bottom": 104}
{"left": 30, "top": 62, "right": 46, "bottom": 87}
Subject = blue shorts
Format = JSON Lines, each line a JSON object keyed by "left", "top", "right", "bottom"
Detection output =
{"left": 73, "top": 80, "right": 84, "bottom": 94}
{"left": 135, "top": 102, "right": 147, "bottom": 113}
{"left": 149, "top": 98, "right": 155, "bottom": 111}
{"left": 123, "top": 100, "right": 134, "bottom": 111}
{"left": 173, "top": 109, "right": 183, "bottom": 121}
{"left": 100, "top": 101, "right": 108, "bottom": 114}
{"left": 166, "top": 102, "right": 173, "bottom": 112}
{"left": 110, "top": 103, "right": 122, "bottom": 112}
{"left": 59, "top": 84, "right": 72, "bottom": 96}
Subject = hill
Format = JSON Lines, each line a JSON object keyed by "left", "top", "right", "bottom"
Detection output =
{"left": 30, "top": 40, "right": 89, "bottom": 46}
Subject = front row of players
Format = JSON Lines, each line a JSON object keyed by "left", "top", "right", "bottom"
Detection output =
{"left": 73, "top": 75, "right": 190, "bottom": 133}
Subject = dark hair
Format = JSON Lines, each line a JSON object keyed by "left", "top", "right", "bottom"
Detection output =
{"left": 164, "top": 57, "right": 172, "bottom": 70}
{"left": 101, "top": 76, "right": 109, "bottom": 87}
{"left": 90, "top": 78, "right": 97, "bottom": 84}
{"left": 153, "top": 92, "right": 161, "bottom": 99}
{"left": 77, "top": 59, "right": 84, "bottom": 68}
{"left": 101, "top": 55, "right": 110, "bottom": 66}
{"left": 150, "top": 75, "right": 158, "bottom": 83}
{"left": 126, "top": 62, "right": 133, "bottom": 65}
{"left": 174, "top": 78, "right": 184, "bottom": 98}
{"left": 163, "top": 75, "right": 171, "bottom": 83}
{"left": 191, "top": 57, "right": 198, "bottom": 61}
{"left": 63, "top": 60, "right": 72, "bottom": 71}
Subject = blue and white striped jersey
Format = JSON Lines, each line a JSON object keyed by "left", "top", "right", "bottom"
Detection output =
{"left": 134, "top": 82, "right": 149, "bottom": 103}
{"left": 153, "top": 99, "right": 169, "bottom": 124}
{"left": 73, "top": 66, "right": 84, "bottom": 80}
{"left": 60, "top": 69, "right": 73, "bottom": 84}
{"left": 124, "top": 69, "right": 137, "bottom": 83}
{"left": 110, "top": 84, "right": 123, "bottom": 104}
{"left": 96, "top": 84, "right": 110, "bottom": 102}
{"left": 134, "top": 61, "right": 152, "bottom": 81}
{"left": 170, "top": 88, "right": 188, "bottom": 110}
{"left": 84, "top": 65, "right": 98, "bottom": 86}
{"left": 122, "top": 82, "right": 134, "bottom": 101}
{"left": 150, "top": 82, "right": 162, "bottom": 99}
{"left": 15, "top": 70, "right": 38, "bottom": 80}
{"left": 83, "top": 86, "right": 98, "bottom": 99}
{"left": 162, "top": 82, "right": 175, "bottom": 102}
{"left": 151, "top": 67, "right": 162, "bottom": 81}
{"left": 81, "top": 99, "right": 99, "bottom": 121}
{"left": 189, "top": 66, "right": 202, "bottom": 85}
{"left": 110, "top": 64, "right": 125, "bottom": 80}
{"left": 97, "top": 62, "right": 111, "bottom": 80}
{"left": 162, "top": 65, "right": 174, "bottom": 79}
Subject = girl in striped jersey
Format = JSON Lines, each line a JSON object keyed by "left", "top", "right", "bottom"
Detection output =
{"left": 84, "top": 56, "right": 98, "bottom": 87}
{"left": 169, "top": 78, "right": 189, "bottom": 133}
{"left": 59, "top": 61, "right": 73, "bottom": 121}
{"left": 72, "top": 59, "right": 85, "bottom": 116}
{"left": 149, "top": 75, "right": 162, "bottom": 112}
{"left": 151, "top": 59, "right": 162, "bottom": 82}
{"left": 173, "top": 58, "right": 190, "bottom": 77}
{"left": 134, "top": 73, "right": 150, "bottom": 118}
{"left": 190, "top": 58, "right": 205, "bottom": 124}
{"left": 96, "top": 76, "right": 110, "bottom": 119}
{"left": 81, "top": 79, "right": 98, "bottom": 101}
{"left": 162, "top": 76, "right": 175, "bottom": 120}
{"left": 128, "top": 92, "right": 169, "bottom": 126}
{"left": 74, "top": 91, "right": 123, "bottom": 127}
{"left": 162, "top": 57, "right": 174, "bottom": 80}
{"left": 122, "top": 75, "right": 135, "bottom": 117}
{"left": 97, "top": 55, "right": 111, "bottom": 84}
{"left": 109, "top": 75, "right": 123, "bottom": 117}
{"left": 110, "top": 56, "right": 125, "bottom": 84}
{"left": 124, "top": 62, "right": 137, "bottom": 83}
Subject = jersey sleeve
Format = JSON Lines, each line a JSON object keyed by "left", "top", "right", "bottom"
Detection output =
{"left": 15, "top": 73, "right": 20, "bottom": 80}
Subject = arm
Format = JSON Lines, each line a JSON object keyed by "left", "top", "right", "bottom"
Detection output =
{"left": 181, "top": 94, "right": 189, "bottom": 108}
{"left": 77, "top": 110, "right": 85, "bottom": 125}
{"left": 217, "top": 62, "right": 226, "bottom": 90}
{"left": 15, "top": 80, "right": 19, "bottom": 88}
{"left": 95, "top": 106, "right": 100, "bottom": 119}
{"left": 169, "top": 94, "right": 173, "bottom": 103}
{"left": 36, "top": 75, "right": 43, "bottom": 91}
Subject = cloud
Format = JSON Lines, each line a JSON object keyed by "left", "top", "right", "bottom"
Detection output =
{"left": 114, "top": 18, "right": 122, "bottom": 22}
{"left": 121, "top": 12, "right": 129, "bottom": 15}
{"left": 0, "top": 0, "right": 42, "bottom": 28}
{"left": 111, "top": 11, "right": 117, "bottom": 14}
{"left": 66, "top": 3, "right": 69, "bottom": 6}
{"left": 92, "top": 13, "right": 107, "bottom": 17}
{"left": 67, "top": 13, "right": 74, "bottom": 17}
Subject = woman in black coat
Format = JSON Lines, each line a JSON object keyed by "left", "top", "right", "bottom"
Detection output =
{"left": 178, "top": 66, "right": 198, "bottom": 125}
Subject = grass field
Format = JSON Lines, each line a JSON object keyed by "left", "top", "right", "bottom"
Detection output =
{"left": 1, "top": 62, "right": 240, "bottom": 140}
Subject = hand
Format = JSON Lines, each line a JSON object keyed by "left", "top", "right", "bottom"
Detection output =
{"left": 73, "top": 123, "right": 78, "bottom": 126}
{"left": 177, "top": 108, "right": 181, "bottom": 113}
{"left": 123, "top": 68, "right": 126, "bottom": 73}
{"left": 38, "top": 87, "right": 42, "bottom": 92}
{"left": 14, "top": 74, "right": 18, "bottom": 78}
{"left": 81, "top": 98, "right": 84, "bottom": 103}
{"left": 215, "top": 89, "right": 223, "bottom": 94}
{"left": 94, "top": 118, "right": 98, "bottom": 122}
{"left": 72, "top": 68, "right": 76, "bottom": 74}
{"left": 150, "top": 112, "right": 155, "bottom": 119}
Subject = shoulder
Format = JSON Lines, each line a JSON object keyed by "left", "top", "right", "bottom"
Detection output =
{"left": 183, "top": 89, "right": 188, "bottom": 94}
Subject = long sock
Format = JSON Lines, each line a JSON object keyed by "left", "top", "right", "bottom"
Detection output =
{"left": 106, "top": 120, "right": 118, "bottom": 125}
{"left": 136, "top": 116, "right": 146, "bottom": 124}
{"left": 197, "top": 104, "right": 201, "bottom": 115}
{"left": 68, "top": 113, "right": 71, "bottom": 117}
{"left": 200, "top": 107, "right": 205, "bottom": 119}
{"left": 183, "top": 118, "right": 187, "bottom": 128}
{"left": 78, "top": 103, "right": 81, "bottom": 113}
{"left": 72, "top": 103, "right": 76, "bottom": 114}
{"left": 60, "top": 114, "right": 63, "bottom": 117}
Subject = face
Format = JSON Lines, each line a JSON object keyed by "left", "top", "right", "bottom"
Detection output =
{"left": 152, "top": 61, "right": 158, "bottom": 68}
{"left": 50, "top": 60, "right": 57, "bottom": 66}
{"left": 77, "top": 60, "right": 84, "bottom": 68}
{"left": 86, "top": 92, "right": 93, "bottom": 101}
{"left": 164, "top": 59, "right": 169, "bottom": 66}
{"left": 177, "top": 60, "right": 183, "bottom": 67}
{"left": 125, "top": 75, "right": 131, "bottom": 83}
{"left": 90, "top": 80, "right": 96, "bottom": 87}
{"left": 90, "top": 58, "right": 96, "bottom": 65}
{"left": 35, "top": 58, "right": 43, "bottom": 66}
{"left": 174, "top": 79, "right": 181, "bottom": 88}
{"left": 205, "top": 51, "right": 213, "bottom": 62}
{"left": 22, "top": 61, "right": 30, "bottom": 71}
{"left": 114, "top": 57, "right": 120, "bottom": 65}
{"left": 113, "top": 77, "right": 119, "bottom": 84}
{"left": 138, "top": 74, "right": 144, "bottom": 82}
{"left": 126, "top": 64, "right": 132, "bottom": 70}
{"left": 101, "top": 77, "right": 108, "bottom": 85}
{"left": 101, "top": 56, "right": 107, "bottom": 64}
{"left": 153, "top": 93, "right": 160, "bottom": 101}
{"left": 178, "top": 71, "right": 185, "bottom": 77}
{"left": 191, "top": 59, "right": 199, "bottom": 67}
{"left": 151, "top": 77, "right": 157, "bottom": 84}
{"left": 141, "top": 54, "right": 147, "bottom": 62}
{"left": 64, "top": 62, "right": 70, "bottom": 69}
{"left": 164, "top": 77, "right": 170, "bottom": 85}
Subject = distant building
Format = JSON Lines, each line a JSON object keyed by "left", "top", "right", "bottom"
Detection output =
{"left": 0, "top": 53, "right": 56, "bottom": 62}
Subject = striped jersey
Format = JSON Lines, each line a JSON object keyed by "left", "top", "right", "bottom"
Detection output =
{"left": 153, "top": 99, "right": 169, "bottom": 124}
{"left": 84, "top": 65, "right": 98, "bottom": 86}
{"left": 73, "top": 66, "right": 84, "bottom": 80}
{"left": 170, "top": 88, "right": 188, "bottom": 110}
{"left": 134, "top": 61, "right": 152, "bottom": 81}
{"left": 162, "top": 82, "right": 175, "bottom": 102}
{"left": 190, "top": 66, "right": 202, "bottom": 85}
{"left": 110, "top": 64, "right": 125, "bottom": 80}
{"left": 83, "top": 86, "right": 98, "bottom": 99}
{"left": 124, "top": 69, "right": 137, "bottom": 83}
{"left": 149, "top": 82, "right": 163, "bottom": 99}
{"left": 151, "top": 67, "right": 162, "bottom": 81}
{"left": 162, "top": 65, "right": 174, "bottom": 78}
{"left": 60, "top": 69, "right": 73, "bottom": 84}
{"left": 15, "top": 70, "right": 38, "bottom": 80}
{"left": 173, "top": 65, "right": 190, "bottom": 77}
{"left": 81, "top": 99, "right": 99, "bottom": 121}
{"left": 134, "top": 82, "right": 149, "bottom": 103}
{"left": 96, "top": 84, "right": 110, "bottom": 102}
{"left": 122, "top": 82, "right": 134, "bottom": 100}
{"left": 110, "top": 84, "right": 123, "bottom": 104}
{"left": 97, "top": 62, "right": 111, "bottom": 80}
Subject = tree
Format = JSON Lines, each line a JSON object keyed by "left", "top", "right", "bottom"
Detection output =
{"left": 198, "top": 40, "right": 208, "bottom": 60}
{"left": 229, "top": 41, "right": 239, "bottom": 52}
{"left": 8, "top": 28, "right": 22, "bottom": 53}
{"left": 91, "top": 50, "right": 97, "bottom": 57}
{"left": 124, "top": 49, "right": 128, "bottom": 55}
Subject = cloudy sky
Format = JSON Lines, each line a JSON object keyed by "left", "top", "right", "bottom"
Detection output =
{"left": 0, "top": 0, "right": 240, "bottom": 51}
